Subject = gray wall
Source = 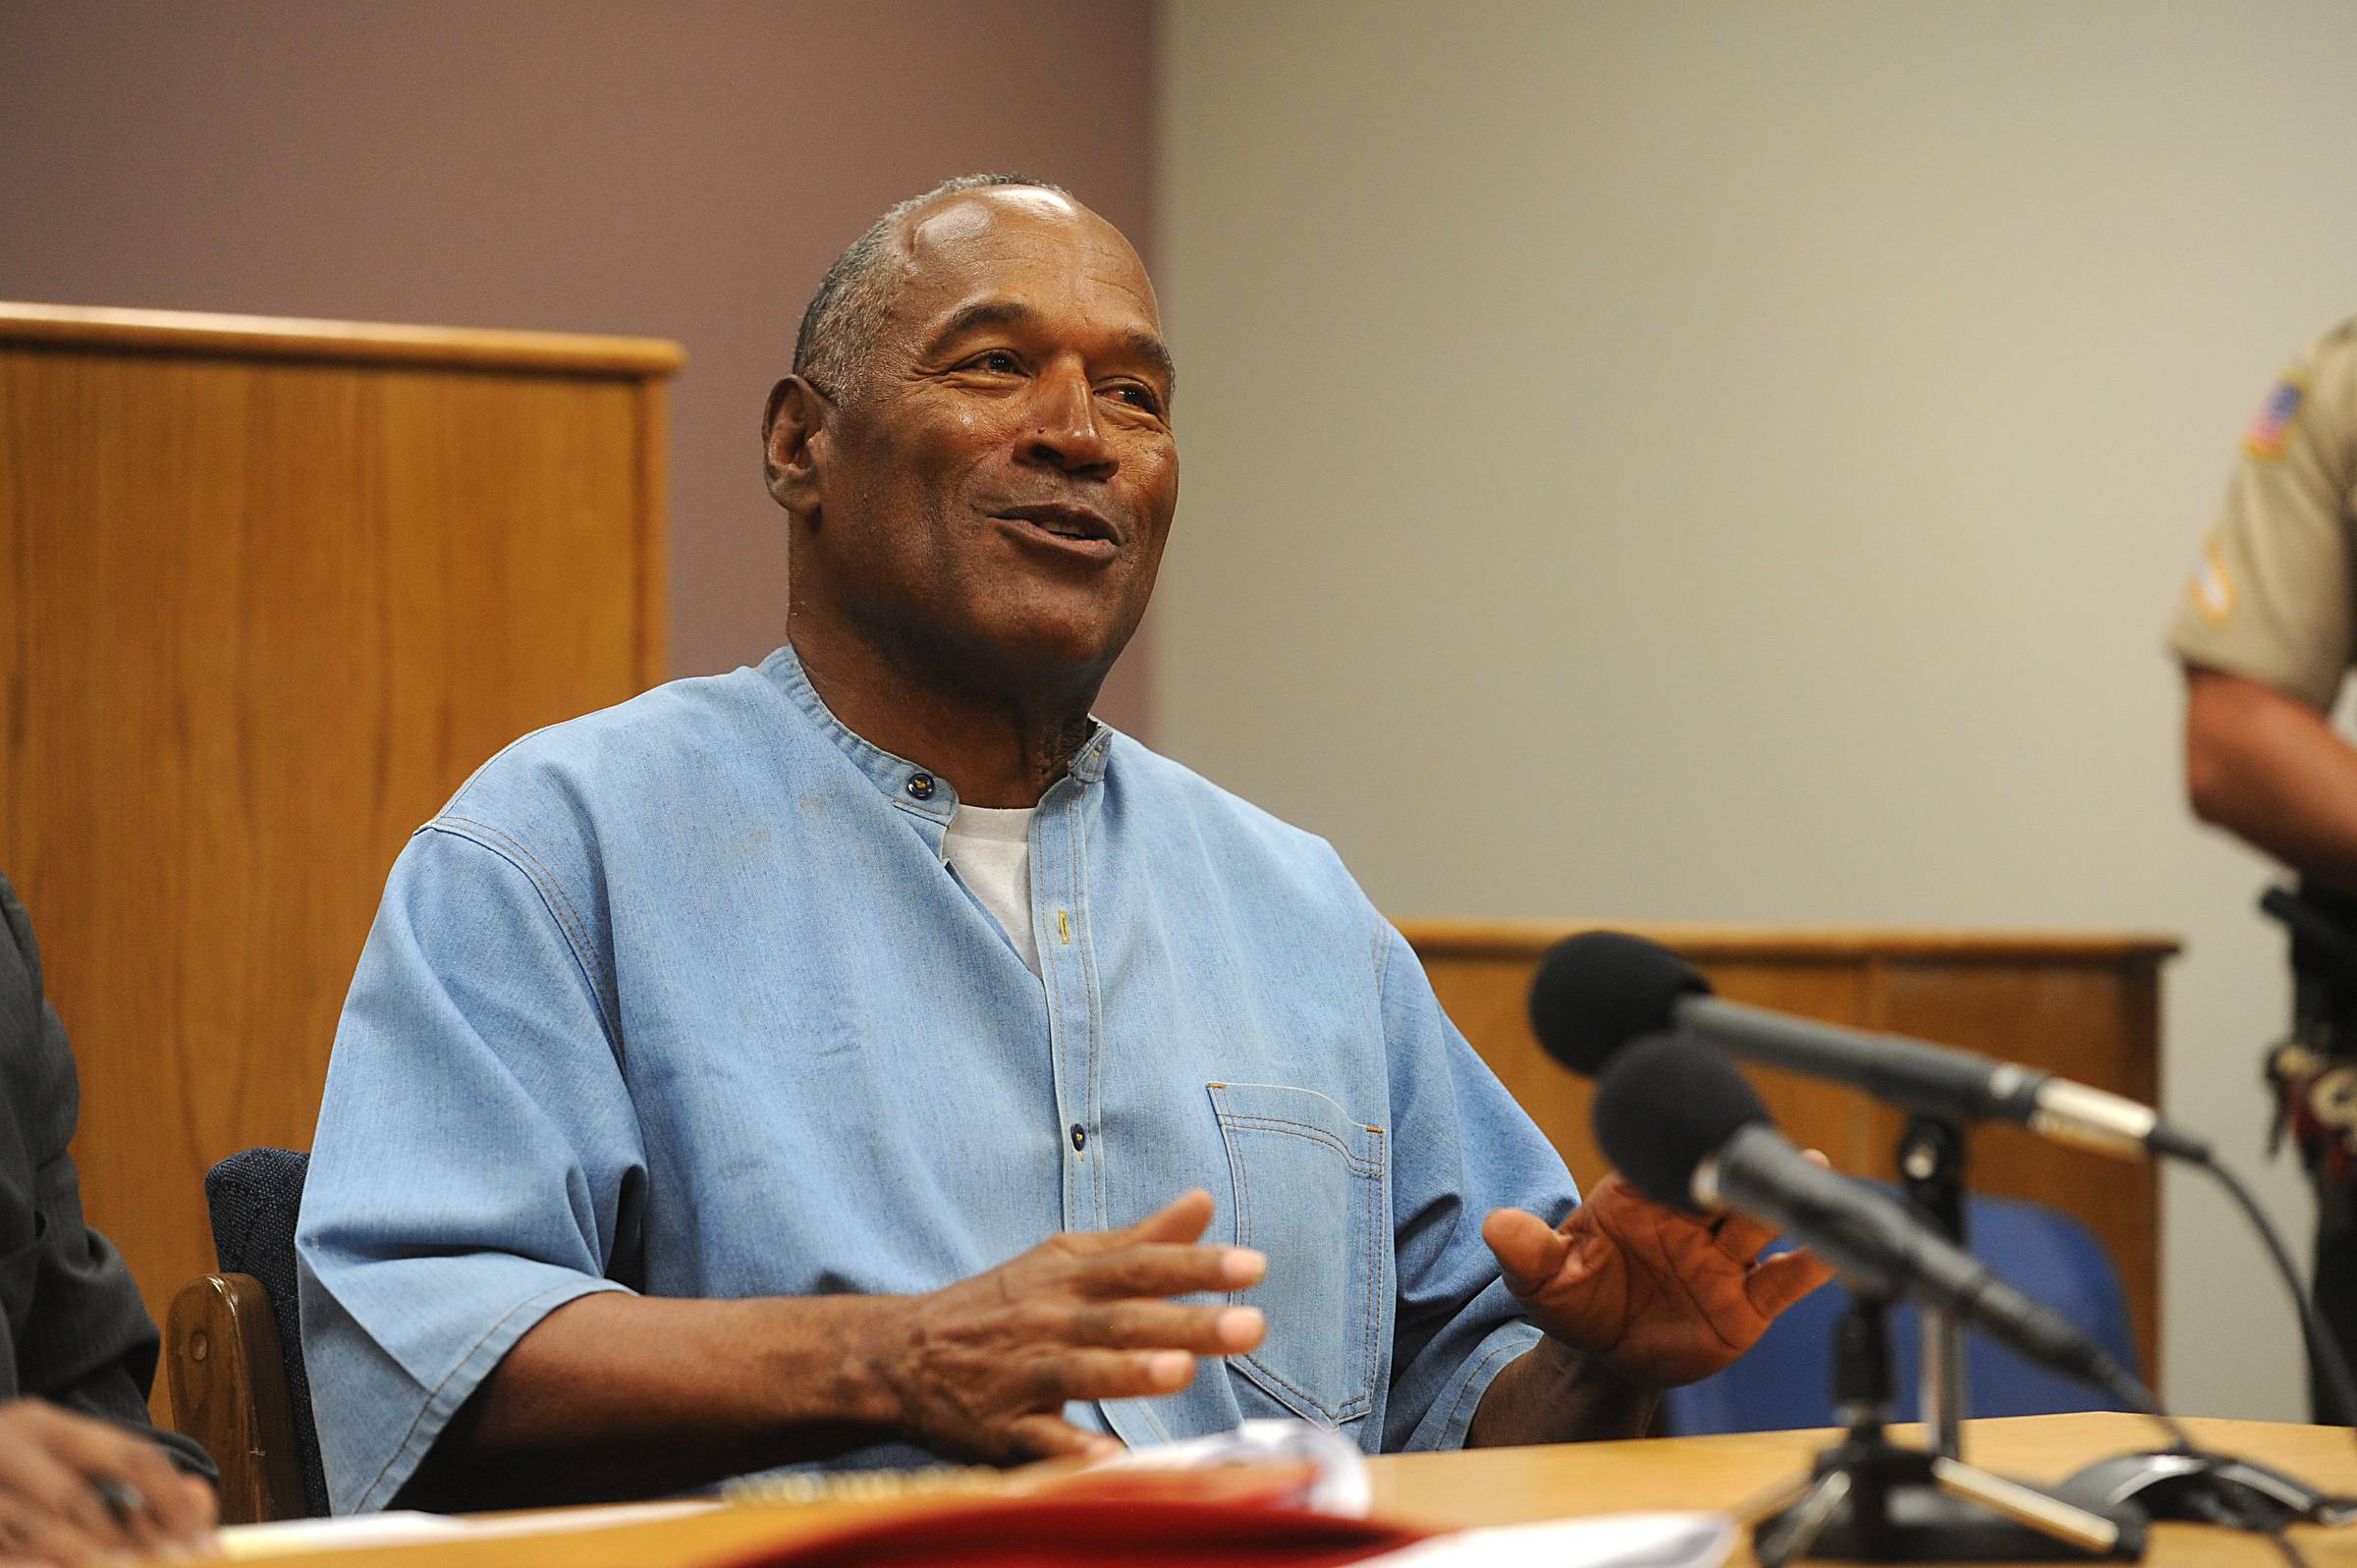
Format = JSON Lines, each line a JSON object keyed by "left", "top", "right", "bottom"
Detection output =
{"left": 0, "top": 0, "right": 1157, "bottom": 728}
{"left": 1156, "top": 0, "right": 2357, "bottom": 1420}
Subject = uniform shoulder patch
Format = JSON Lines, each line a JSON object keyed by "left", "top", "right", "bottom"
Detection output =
{"left": 2243, "top": 374, "right": 2307, "bottom": 460}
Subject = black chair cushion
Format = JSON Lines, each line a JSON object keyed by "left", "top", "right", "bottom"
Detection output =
{"left": 203, "top": 1148, "right": 326, "bottom": 1518}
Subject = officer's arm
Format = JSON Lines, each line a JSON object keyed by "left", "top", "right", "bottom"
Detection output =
{"left": 2185, "top": 664, "right": 2357, "bottom": 896}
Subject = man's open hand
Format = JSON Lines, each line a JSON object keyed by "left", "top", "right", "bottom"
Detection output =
{"left": 1482, "top": 1174, "right": 1834, "bottom": 1387}
{"left": 0, "top": 1398, "right": 217, "bottom": 1566}
{"left": 873, "top": 1190, "right": 1267, "bottom": 1464}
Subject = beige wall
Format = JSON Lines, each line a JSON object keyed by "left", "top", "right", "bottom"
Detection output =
{"left": 1157, "top": 0, "right": 2357, "bottom": 1420}
{"left": 0, "top": 0, "right": 1157, "bottom": 729}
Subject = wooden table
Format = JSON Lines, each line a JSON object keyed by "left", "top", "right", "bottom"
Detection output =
{"left": 216, "top": 1415, "right": 2357, "bottom": 1566}
{"left": 1372, "top": 1415, "right": 2355, "bottom": 1560}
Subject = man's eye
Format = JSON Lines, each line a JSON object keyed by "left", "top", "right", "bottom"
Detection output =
{"left": 962, "top": 351, "right": 1023, "bottom": 375}
{"left": 1108, "top": 384, "right": 1165, "bottom": 415}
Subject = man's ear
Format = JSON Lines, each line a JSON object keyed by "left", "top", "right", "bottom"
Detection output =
{"left": 762, "top": 376, "right": 828, "bottom": 516}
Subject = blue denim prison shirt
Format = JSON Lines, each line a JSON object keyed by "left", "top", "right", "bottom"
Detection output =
{"left": 296, "top": 646, "right": 1579, "bottom": 1513}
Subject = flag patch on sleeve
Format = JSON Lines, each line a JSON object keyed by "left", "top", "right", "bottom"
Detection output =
{"left": 2243, "top": 377, "right": 2305, "bottom": 460}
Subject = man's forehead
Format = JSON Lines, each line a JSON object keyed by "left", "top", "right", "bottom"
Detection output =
{"left": 893, "top": 189, "right": 1155, "bottom": 317}
{"left": 906, "top": 186, "right": 1084, "bottom": 246}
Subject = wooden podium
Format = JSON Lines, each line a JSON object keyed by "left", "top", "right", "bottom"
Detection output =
{"left": 0, "top": 302, "right": 682, "bottom": 1368}
{"left": 1400, "top": 921, "right": 2178, "bottom": 1388}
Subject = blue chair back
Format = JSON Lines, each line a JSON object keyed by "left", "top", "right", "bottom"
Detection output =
{"left": 204, "top": 1148, "right": 326, "bottom": 1517}
{"left": 1661, "top": 1189, "right": 2137, "bottom": 1435}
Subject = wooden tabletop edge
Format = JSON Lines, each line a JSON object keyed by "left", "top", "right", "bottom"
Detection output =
{"left": 0, "top": 301, "right": 685, "bottom": 376}
{"left": 1396, "top": 918, "right": 2184, "bottom": 963}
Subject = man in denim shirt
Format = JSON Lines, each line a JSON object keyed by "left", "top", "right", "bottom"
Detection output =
{"left": 298, "top": 175, "right": 1828, "bottom": 1513}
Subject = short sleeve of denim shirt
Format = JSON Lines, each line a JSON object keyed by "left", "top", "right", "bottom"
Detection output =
{"left": 1374, "top": 922, "right": 1577, "bottom": 1451}
{"left": 297, "top": 825, "right": 642, "bottom": 1514}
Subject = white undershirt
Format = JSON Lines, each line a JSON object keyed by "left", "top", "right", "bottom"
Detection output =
{"left": 943, "top": 804, "right": 1040, "bottom": 974}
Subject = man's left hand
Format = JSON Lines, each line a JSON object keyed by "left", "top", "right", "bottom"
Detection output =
{"left": 1482, "top": 1175, "right": 1835, "bottom": 1387}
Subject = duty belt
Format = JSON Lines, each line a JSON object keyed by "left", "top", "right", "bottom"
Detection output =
{"left": 2270, "top": 1033, "right": 2357, "bottom": 1182}
{"left": 2262, "top": 884, "right": 2357, "bottom": 1186}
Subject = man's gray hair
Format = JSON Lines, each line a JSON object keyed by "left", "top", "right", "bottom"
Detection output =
{"left": 794, "top": 173, "right": 1073, "bottom": 405}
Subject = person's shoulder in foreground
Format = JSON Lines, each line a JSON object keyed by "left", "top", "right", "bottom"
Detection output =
{"left": 0, "top": 872, "right": 219, "bottom": 1559}
{"left": 299, "top": 172, "right": 1828, "bottom": 1517}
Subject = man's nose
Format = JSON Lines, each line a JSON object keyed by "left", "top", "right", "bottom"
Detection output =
{"left": 1017, "top": 364, "right": 1117, "bottom": 477}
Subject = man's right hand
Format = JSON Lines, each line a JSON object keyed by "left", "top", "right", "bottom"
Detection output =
{"left": 0, "top": 1398, "right": 218, "bottom": 1566}
{"left": 872, "top": 1189, "right": 1267, "bottom": 1463}
{"left": 420, "top": 1189, "right": 1269, "bottom": 1504}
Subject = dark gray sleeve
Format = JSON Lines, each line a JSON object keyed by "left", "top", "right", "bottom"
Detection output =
{"left": 0, "top": 874, "right": 216, "bottom": 1480}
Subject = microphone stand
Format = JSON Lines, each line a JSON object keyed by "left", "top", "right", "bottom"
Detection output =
{"left": 1895, "top": 1113, "right": 1969, "bottom": 1459}
{"left": 1750, "top": 1293, "right": 2146, "bottom": 1564}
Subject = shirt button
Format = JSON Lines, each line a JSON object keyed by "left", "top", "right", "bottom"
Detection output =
{"left": 1069, "top": 1123, "right": 1087, "bottom": 1153}
{"left": 905, "top": 773, "right": 935, "bottom": 800}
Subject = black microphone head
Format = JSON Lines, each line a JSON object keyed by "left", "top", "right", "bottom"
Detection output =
{"left": 1592, "top": 1033, "right": 1770, "bottom": 1212}
{"left": 1527, "top": 930, "right": 1713, "bottom": 1078}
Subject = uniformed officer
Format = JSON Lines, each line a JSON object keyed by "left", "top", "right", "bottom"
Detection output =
{"left": 2169, "top": 315, "right": 2357, "bottom": 1421}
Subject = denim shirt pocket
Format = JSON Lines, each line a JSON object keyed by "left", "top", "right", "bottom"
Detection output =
{"left": 1207, "top": 1081, "right": 1387, "bottom": 1428}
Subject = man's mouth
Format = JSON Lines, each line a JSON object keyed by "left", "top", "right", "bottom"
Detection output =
{"left": 993, "top": 504, "right": 1122, "bottom": 557}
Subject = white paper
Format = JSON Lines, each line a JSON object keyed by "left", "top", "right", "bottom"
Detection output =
{"left": 1369, "top": 1511, "right": 1738, "bottom": 1568}
{"left": 1088, "top": 1416, "right": 1372, "bottom": 1516}
{"left": 220, "top": 1498, "right": 719, "bottom": 1557}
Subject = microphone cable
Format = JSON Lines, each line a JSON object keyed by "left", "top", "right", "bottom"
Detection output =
{"left": 2067, "top": 1149, "right": 2355, "bottom": 1566}
{"left": 2185, "top": 1148, "right": 2357, "bottom": 1485}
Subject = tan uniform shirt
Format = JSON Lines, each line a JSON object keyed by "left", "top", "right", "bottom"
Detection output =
{"left": 2169, "top": 317, "right": 2357, "bottom": 711}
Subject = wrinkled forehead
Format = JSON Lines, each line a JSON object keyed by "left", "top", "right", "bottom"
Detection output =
{"left": 889, "top": 189, "right": 1162, "bottom": 335}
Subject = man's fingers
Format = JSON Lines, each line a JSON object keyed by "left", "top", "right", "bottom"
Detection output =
{"left": 0, "top": 1491, "right": 109, "bottom": 1567}
{"left": 1481, "top": 1207, "right": 1571, "bottom": 1294}
{"left": 1063, "top": 1193, "right": 1262, "bottom": 1297}
{"left": 1026, "top": 1347, "right": 1199, "bottom": 1405}
{"left": 1747, "top": 1247, "right": 1837, "bottom": 1320}
{"left": 1709, "top": 1210, "right": 1778, "bottom": 1263}
{"left": 79, "top": 1445, "right": 195, "bottom": 1548}
{"left": 1004, "top": 1413, "right": 1124, "bottom": 1464}
{"left": 1719, "top": 1152, "right": 1827, "bottom": 1263}
{"left": 1120, "top": 1190, "right": 1217, "bottom": 1246}
{"left": 0, "top": 1429, "right": 124, "bottom": 1551}
{"left": 1077, "top": 1242, "right": 1264, "bottom": 1300}
{"left": 1069, "top": 1301, "right": 1266, "bottom": 1356}
{"left": 128, "top": 1465, "right": 214, "bottom": 1548}
{"left": 0, "top": 1402, "right": 215, "bottom": 1559}
{"left": 182, "top": 1474, "right": 221, "bottom": 1529}
{"left": 42, "top": 1410, "right": 196, "bottom": 1549}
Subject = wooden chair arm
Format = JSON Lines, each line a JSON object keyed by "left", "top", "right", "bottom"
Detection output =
{"left": 165, "top": 1272, "right": 304, "bottom": 1524}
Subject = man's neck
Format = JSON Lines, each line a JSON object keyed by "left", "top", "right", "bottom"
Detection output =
{"left": 788, "top": 625, "right": 1101, "bottom": 809}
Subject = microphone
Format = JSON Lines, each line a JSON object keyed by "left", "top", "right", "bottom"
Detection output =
{"left": 1593, "top": 1032, "right": 2143, "bottom": 1399}
{"left": 1531, "top": 930, "right": 2210, "bottom": 1162}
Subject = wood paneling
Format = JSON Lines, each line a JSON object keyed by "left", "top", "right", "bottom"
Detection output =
{"left": 0, "top": 304, "right": 678, "bottom": 1409}
{"left": 1401, "top": 920, "right": 2178, "bottom": 1391}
